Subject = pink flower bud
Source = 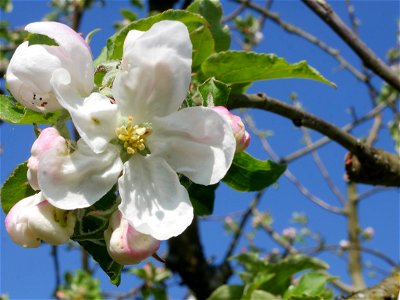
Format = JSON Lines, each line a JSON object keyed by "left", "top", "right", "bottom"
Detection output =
{"left": 27, "top": 127, "right": 67, "bottom": 190}
{"left": 282, "top": 227, "right": 297, "bottom": 239}
{"left": 212, "top": 106, "right": 250, "bottom": 152}
{"left": 362, "top": 226, "right": 374, "bottom": 240}
{"left": 5, "top": 193, "right": 76, "bottom": 247}
{"left": 104, "top": 211, "right": 160, "bottom": 265}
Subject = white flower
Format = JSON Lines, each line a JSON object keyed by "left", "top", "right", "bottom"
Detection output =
{"left": 6, "top": 21, "right": 93, "bottom": 112}
{"left": 104, "top": 211, "right": 160, "bottom": 265}
{"left": 38, "top": 20, "right": 236, "bottom": 240}
{"left": 27, "top": 127, "right": 67, "bottom": 190}
{"left": 5, "top": 193, "right": 76, "bottom": 247}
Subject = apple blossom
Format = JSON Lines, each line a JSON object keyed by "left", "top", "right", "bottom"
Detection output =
{"left": 212, "top": 106, "right": 250, "bottom": 152}
{"left": 38, "top": 20, "right": 236, "bottom": 240}
{"left": 282, "top": 227, "right": 297, "bottom": 240}
{"left": 27, "top": 127, "right": 67, "bottom": 190}
{"left": 6, "top": 21, "right": 93, "bottom": 112}
{"left": 5, "top": 193, "right": 76, "bottom": 247}
{"left": 104, "top": 211, "right": 160, "bottom": 265}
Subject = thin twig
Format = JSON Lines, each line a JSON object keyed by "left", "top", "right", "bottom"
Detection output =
{"left": 281, "top": 101, "right": 388, "bottom": 163}
{"left": 51, "top": 246, "right": 61, "bottom": 296}
{"left": 234, "top": 0, "right": 366, "bottom": 82}
{"left": 244, "top": 113, "right": 345, "bottom": 215}
{"left": 302, "top": 128, "right": 347, "bottom": 205}
{"left": 222, "top": 0, "right": 248, "bottom": 23}
{"left": 302, "top": 0, "right": 400, "bottom": 91}
{"left": 223, "top": 190, "right": 265, "bottom": 262}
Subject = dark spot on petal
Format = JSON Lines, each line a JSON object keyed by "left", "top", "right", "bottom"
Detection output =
{"left": 91, "top": 117, "right": 101, "bottom": 125}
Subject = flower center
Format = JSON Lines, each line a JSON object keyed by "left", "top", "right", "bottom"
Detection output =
{"left": 115, "top": 116, "right": 152, "bottom": 155}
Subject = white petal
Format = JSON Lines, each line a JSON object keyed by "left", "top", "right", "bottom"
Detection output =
{"left": 123, "top": 30, "right": 145, "bottom": 54}
{"left": 118, "top": 155, "right": 193, "bottom": 240}
{"left": 6, "top": 42, "right": 63, "bottom": 112}
{"left": 39, "top": 140, "right": 123, "bottom": 210}
{"left": 51, "top": 68, "right": 118, "bottom": 153}
{"left": 148, "top": 106, "right": 236, "bottom": 185}
{"left": 26, "top": 21, "right": 94, "bottom": 96}
{"left": 113, "top": 20, "right": 192, "bottom": 122}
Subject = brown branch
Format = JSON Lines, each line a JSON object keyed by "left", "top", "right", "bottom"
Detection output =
{"left": 302, "top": 0, "right": 400, "bottom": 91}
{"left": 228, "top": 93, "right": 400, "bottom": 187}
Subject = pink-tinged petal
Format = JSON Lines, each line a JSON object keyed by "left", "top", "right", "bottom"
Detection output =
{"left": 148, "top": 106, "right": 236, "bottom": 185}
{"left": 39, "top": 140, "right": 123, "bottom": 210}
{"left": 113, "top": 21, "right": 192, "bottom": 122}
{"left": 27, "top": 127, "right": 67, "bottom": 190}
{"left": 51, "top": 69, "right": 118, "bottom": 153}
{"left": 104, "top": 211, "right": 160, "bottom": 265}
{"left": 25, "top": 21, "right": 94, "bottom": 96}
{"left": 118, "top": 155, "right": 193, "bottom": 240}
{"left": 5, "top": 193, "right": 43, "bottom": 248}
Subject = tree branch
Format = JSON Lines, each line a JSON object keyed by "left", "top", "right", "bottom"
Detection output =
{"left": 228, "top": 93, "right": 400, "bottom": 187}
{"left": 166, "top": 217, "right": 232, "bottom": 300}
{"left": 302, "top": 0, "right": 400, "bottom": 91}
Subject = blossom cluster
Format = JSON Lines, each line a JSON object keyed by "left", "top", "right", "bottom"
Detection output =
{"left": 5, "top": 21, "right": 250, "bottom": 264}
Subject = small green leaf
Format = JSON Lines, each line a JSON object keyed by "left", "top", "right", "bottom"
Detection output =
{"left": 207, "top": 285, "right": 245, "bottom": 300}
{"left": 249, "top": 290, "right": 276, "bottom": 300}
{"left": 1, "top": 162, "right": 36, "bottom": 214}
{"left": 188, "top": 182, "right": 218, "bottom": 216}
{"left": 120, "top": 8, "right": 137, "bottom": 21}
{"left": 198, "top": 77, "right": 231, "bottom": 106}
{"left": 202, "top": 51, "right": 336, "bottom": 87}
{"left": 187, "top": 0, "right": 230, "bottom": 52}
{"left": 0, "top": 95, "right": 61, "bottom": 124}
{"left": 0, "top": 0, "right": 13, "bottom": 12}
{"left": 190, "top": 24, "right": 215, "bottom": 67}
{"left": 27, "top": 33, "right": 59, "bottom": 46}
{"left": 85, "top": 28, "right": 100, "bottom": 45}
{"left": 283, "top": 272, "right": 333, "bottom": 300}
{"left": 223, "top": 152, "right": 286, "bottom": 192}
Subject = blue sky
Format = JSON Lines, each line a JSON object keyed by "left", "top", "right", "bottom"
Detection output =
{"left": 1, "top": 1, "right": 399, "bottom": 298}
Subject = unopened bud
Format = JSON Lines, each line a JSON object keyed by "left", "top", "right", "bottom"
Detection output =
{"left": 212, "top": 106, "right": 250, "bottom": 152}
{"left": 339, "top": 239, "right": 350, "bottom": 250}
{"left": 282, "top": 227, "right": 297, "bottom": 240}
{"left": 27, "top": 127, "right": 67, "bottom": 190}
{"left": 104, "top": 211, "right": 160, "bottom": 265}
{"left": 361, "top": 226, "right": 374, "bottom": 240}
{"left": 5, "top": 193, "right": 76, "bottom": 247}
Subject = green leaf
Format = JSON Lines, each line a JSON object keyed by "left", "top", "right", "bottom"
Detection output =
{"left": 1, "top": 162, "right": 36, "bottom": 214}
{"left": 283, "top": 272, "right": 333, "bottom": 300}
{"left": 223, "top": 152, "right": 286, "bottom": 192}
{"left": 190, "top": 24, "right": 215, "bottom": 67}
{"left": 207, "top": 285, "right": 245, "bottom": 300}
{"left": 0, "top": 0, "right": 13, "bottom": 12}
{"left": 198, "top": 77, "right": 231, "bottom": 106}
{"left": 104, "top": 10, "right": 212, "bottom": 63}
{"left": 187, "top": 0, "right": 230, "bottom": 52}
{"left": 250, "top": 290, "right": 276, "bottom": 300}
{"left": 120, "top": 8, "right": 137, "bottom": 21}
{"left": 72, "top": 187, "right": 123, "bottom": 285}
{"left": 0, "top": 95, "right": 61, "bottom": 124}
{"left": 188, "top": 182, "right": 218, "bottom": 216}
{"left": 27, "top": 33, "right": 59, "bottom": 46}
{"left": 202, "top": 51, "right": 336, "bottom": 87}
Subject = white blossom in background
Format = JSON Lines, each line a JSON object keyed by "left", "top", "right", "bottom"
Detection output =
{"left": 38, "top": 21, "right": 236, "bottom": 240}
{"left": 104, "top": 211, "right": 160, "bottom": 265}
{"left": 6, "top": 21, "right": 93, "bottom": 112}
{"left": 5, "top": 193, "right": 76, "bottom": 247}
{"left": 27, "top": 127, "right": 67, "bottom": 190}
{"left": 282, "top": 227, "right": 297, "bottom": 240}
{"left": 212, "top": 106, "right": 250, "bottom": 152}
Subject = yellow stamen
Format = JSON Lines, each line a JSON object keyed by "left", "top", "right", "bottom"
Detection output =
{"left": 115, "top": 116, "right": 152, "bottom": 155}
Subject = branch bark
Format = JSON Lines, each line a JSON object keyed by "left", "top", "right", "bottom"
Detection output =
{"left": 302, "top": 0, "right": 400, "bottom": 91}
{"left": 166, "top": 217, "right": 232, "bottom": 300}
{"left": 228, "top": 93, "right": 400, "bottom": 187}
